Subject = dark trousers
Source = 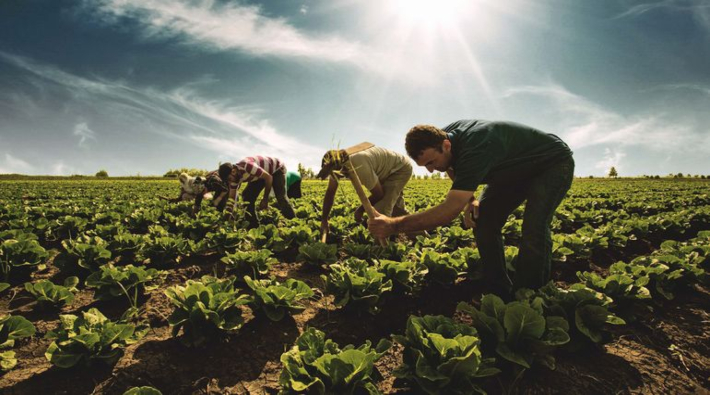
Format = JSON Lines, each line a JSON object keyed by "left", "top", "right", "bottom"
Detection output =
{"left": 475, "top": 157, "right": 574, "bottom": 290}
{"left": 287, "top": 180, "right": 302, "bottom": 199}
{"left": 242, "top": 169, "right": 296, "bottom": 227}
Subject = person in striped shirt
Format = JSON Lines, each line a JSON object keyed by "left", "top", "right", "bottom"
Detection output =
{"left": 218, "top": 156, "right": 296, "bottom": 227}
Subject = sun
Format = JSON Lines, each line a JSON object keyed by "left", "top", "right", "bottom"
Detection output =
{"left": 387, "top": 0, "right": 468, "bottom": 29}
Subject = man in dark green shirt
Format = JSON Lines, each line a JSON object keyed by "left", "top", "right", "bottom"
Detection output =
{"left": 368, "top": 120, "right": 574, "bottom": 294}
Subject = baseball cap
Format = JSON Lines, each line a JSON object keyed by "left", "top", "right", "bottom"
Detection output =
{"left": 316, "top": 149, "right": 349, "bottom": 179}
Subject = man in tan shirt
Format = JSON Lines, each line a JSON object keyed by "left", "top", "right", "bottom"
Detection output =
{"left": 317, "top": 146, "right": 412, "bottom": 238}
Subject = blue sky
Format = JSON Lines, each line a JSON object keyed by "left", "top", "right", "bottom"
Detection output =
{"left": 1, "top": 0, "right": 709, "bottom": 177}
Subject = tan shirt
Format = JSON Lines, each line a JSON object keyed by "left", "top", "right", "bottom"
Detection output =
{"left": 348, "top": 146, "right": 411, "bottom": 190}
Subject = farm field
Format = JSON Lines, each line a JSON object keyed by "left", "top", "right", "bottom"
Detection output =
{"left": 1, "top": 178, "right": 709, "bottom": 394}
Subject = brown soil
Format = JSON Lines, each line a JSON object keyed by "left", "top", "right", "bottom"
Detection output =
{"left": 1, "top": 250, "right": 709, "bottom": 395}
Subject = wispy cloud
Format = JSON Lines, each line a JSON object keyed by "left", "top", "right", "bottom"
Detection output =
{"left": 502, "top": 83, "right": 704, "bottom": 153}
{"left": 79, "top": 0, "right": 363, "bottom": 63}
{"left": 73, "top": 121, "right": 97, "bottom": 147}
{"left": 0, "top": 51, "right": 325, "bottom": 169}
{"left": 595, "top": 148, "right": 626, "bottom": 173}
{"left": 0, "top": 153, "right": 33, "bottom": 174}
{"left": 614, "top": 0, "right": 710, "bottom": 30}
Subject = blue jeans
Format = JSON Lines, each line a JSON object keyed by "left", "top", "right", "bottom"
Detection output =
{"left": 475, "top": 157, "right": 574, "bottom": 290}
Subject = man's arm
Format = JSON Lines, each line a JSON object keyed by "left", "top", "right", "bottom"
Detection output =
{"left": 321, "top": 176, "right": 339, "bottom": 223}
{"left": 258, "top": 172, "right": 274, "bottom": 209}
{"left": 192, "top": 194, "right": 203, "bottom": 216}
{"left": 446, "top": 168, "right": 455, "bottom": 181}
{"left": 368, "top": 189, "right": 473, "bottom": 237}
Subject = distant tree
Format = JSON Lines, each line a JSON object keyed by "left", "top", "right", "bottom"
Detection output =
{"left": 95, "top": 170, "right": 109, "bottom": 178}
{"left": 608, "top": 167, "right": 618, "bottom": 178}
{"left": 588, "top": 175, "right": 594, "bottom": 179}
{"left": 422, "top": 174, "right": 429, "bottom": 180}
{"left": 675, "top": 172, "right": 684, "bottom": 178}
{"left": 431, "top": 173, "right": 442, "bottom": 180}
{"left": 297, "top": 163, "right": 307, "bottom": 179}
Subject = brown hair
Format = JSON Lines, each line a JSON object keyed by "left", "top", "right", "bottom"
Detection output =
{"left": 405, "top": 124, "right": 447, "bottom": 159}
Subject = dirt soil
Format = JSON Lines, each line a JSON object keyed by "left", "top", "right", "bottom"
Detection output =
{"left": 1, "top": 250, "right": 709, "bottom": 395}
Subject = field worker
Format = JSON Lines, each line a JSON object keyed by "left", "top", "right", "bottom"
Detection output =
{"left": 172, "top": 172, "right": 229, "bottom": 216}
{"left": 286, "top": 170, "right": 303, "bottom": 199}
{"left": 219, "top": 156, "right": 296, "bottom": 228}
{"left": 269, "top": 170, "right": 303, "bottom": 199}
{"left": 368, "top": 120, "right": 574, "bottom": 294}
{"left": 317, "top": 146, "right": 412, "bottom": 238}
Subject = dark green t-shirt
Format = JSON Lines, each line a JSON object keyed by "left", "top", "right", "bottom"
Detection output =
{"left": 446, "top": 120, "right": 573, "bottom": 192}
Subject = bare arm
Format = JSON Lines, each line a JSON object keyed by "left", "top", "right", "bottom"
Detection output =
{"left": 368, "top": 189, "right": 473, "bottom": 237}
{"left": 446, "top": 169, "right": 455, "bottom": 181}
{"left": 321, "top": 176, "right": 339, "bottom": 222}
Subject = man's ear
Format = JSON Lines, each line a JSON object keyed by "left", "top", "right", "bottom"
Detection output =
{"left": 442, "top": 139, "right": 451, "bottom": 153}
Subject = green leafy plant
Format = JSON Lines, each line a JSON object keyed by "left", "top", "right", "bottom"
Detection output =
{"left": 55, "top": 236, "right": 112, "bottom": 272}
{"left": 220, "top": 249, "right": 276, "bottom": 278}
{"left": 457, "top": 294, "right": 570, "bottom": 370}
{"left": 297, "top": 242, "right": 338, "bottom": 267}
{"left": 392, "top": 315, "right": 499, "bottom": 395}
{"left": 247, "top": 224, "right": 287, "bottom": 252}
{"left": 517, "top": 283, "right": 626, "bottom": 347}
{"left": 24, "top": 277, "right": 79, "bottom": 309}
{"left": 86, "top": 264, "right": 163, "bottom": 302}
{"left": 44, "top": 308, "right": 146, "bottom": 368}
{"left": 123, "top": 387, "right": 163, "bottom": 395}
{"left": 139, "top": 235, "right": 189, "bottom": 265}
{"left": 244, "top": 276, "right": 314, "bottom": 321}
{"left": 418, "top": 251, "right": 467, "bottom": 286}
{"left": 279, "top": 327, "right": 391, "bottom": 394}
{"left": 164, "top": 276, "right": 250, "bottom": 347}
{"left": 0, "top": 314, "right": 36, "bottom": 371}
{"left": 378, "top": 259, "right": 428, "bottom": 294}
{"left": 322, "top": 258, "right": 393, "bottom": 314}
{"left": 577, "top": 270, "right": 652, "bottom": 320}
{"left": 109, "top": 232, "right": 146, "bottom": 260}
{"left": 1, "top": 237, "right": 49, "bottom": 281}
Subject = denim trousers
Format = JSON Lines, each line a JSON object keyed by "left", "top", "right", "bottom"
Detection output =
{"left": 475, "top": 157, "right": 574, "bottom": 290}
{"left": 242, "top": 169, "right": 296, "bottom": 227}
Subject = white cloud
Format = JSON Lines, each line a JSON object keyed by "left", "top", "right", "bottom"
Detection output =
{"left": 0, "top": 153, "right": 33, "bottom": 174}
{"left": 595, "top": 148, "right": 626, "bottom": 173}
{"left": 502, "top": 83, "right": 705, "bottom": 153}
{"left": 0, "top": 51, "right": 325, "bottom": 171}
{"left": 300, "top": 5, "right": 308, "bottom": 15}
{"left": 614, "top": 0, "right": 710, "bottom": 31}
{"left": 73, "top": 122, "right": 97, "bottom": 147}
{"left": 79, "top": 0, "right": 364, "bottom": 63}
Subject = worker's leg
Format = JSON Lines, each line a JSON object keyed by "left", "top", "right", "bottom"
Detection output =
{"left": 242, "top": 180, "right": 265, "bottom": 228}
{"left": 272, "top": 169, "right": 296, "bottom": 219}
{"left": 514, "top": 157, "right": 575, "bottom": 290}
{"left": 476, "top": 183, "right": 528, "bottom": 293}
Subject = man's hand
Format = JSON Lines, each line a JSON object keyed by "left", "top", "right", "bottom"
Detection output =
{"left": 354, "top": 206, "right": 365, "bottom": 224}
{"left": 367, "top": 209, "right": 397, "bottom": 239}
{"left": 258, "top": 198, "right": 269, "bottom": 211}
{"left": 463, "top": 198, "right": 479, "bottom": 229}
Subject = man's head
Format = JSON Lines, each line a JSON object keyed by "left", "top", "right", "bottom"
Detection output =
{"left": 405, "top": 124, "right": 452, "bottom": 173}
{"left": 218, "top": 163, "right": 234, "bottom": 183}
{"left": 316, "top": 149, "right": 349, "bottom": 179}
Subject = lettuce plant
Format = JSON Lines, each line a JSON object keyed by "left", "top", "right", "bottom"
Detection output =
{"left": 297, "top": 243, "right": 337, "bottom": 267}
{"left": 392, "top": 315, "right": 499, "bottom": 395}
{"left": 123, "top": 387, "right": 162, "bottom": 395}
{"left": 1, "top": 237, "right": 49, "bottom": 280}
{"left": 378, "top": 259, "right": 427, "bottom": 294}
{"left": 247, "top": 224, "right": 287, "bottom": 252}
{"left": 138, "top": 235, "right": 189, "bottom": 265}
{"left": 55, "top": 236, "right": 112, "bottom": 272}
{"left": 86, "top": 264, "right": 163, "bottom": 301}
{"left": 244, "top": 276, "right": 314, "bottom": 321}
{"left": 44, "top": 308, "right": 146, "bottom": 368}
{"left": 221, "top": 249, "right": 276, "bottom": 277}
{"left": 418, "top": 251, "right": 467, "bottom": 286}
{"left": 457, "top": 294, "right": 570, "bottom": 370}
{"left": 322, "top": 258, "right": 393, "bottom": 314}
{"left": 1, "top": 314, "right": 36, "bottom": 371}
{"left": 110, "top": 232, "right": 146, "bottom": 260}
{"left": 518, "top": 283, "right": 625, "bottom": 347}
{"left": 577, "top": 270, "right": 652, "bottom": 320}
{"left": 24, "top": 277, "right": 79, "bottom": 308}
{"left": 279, "top": 327, "right": 391, "bottom": 394}
{"left": 165, "top": 276, "right": 250, "bottom": 347}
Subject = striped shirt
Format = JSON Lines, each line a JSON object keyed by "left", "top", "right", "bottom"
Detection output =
{"left": 230, "top": 156, "right": 285, "bottom": 187}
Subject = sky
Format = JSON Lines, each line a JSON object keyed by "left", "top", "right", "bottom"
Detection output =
{"left": 1, "top": 0, "right": 709, "bottom": 177}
